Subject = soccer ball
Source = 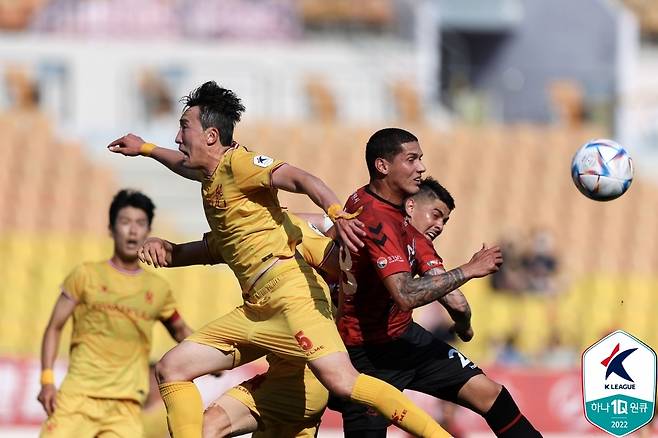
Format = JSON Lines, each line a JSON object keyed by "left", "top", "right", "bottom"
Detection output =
{"left": 571, "top": 139, "right": 633, "bottom": 201}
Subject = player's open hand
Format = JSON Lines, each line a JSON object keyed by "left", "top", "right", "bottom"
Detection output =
{"left": 139, "top": 237, "right": 173, "bottom": 268}
{"left": 107, "top": 133, "right": 146, "bottom": 156}
{"left": 37, "top": 384, "right": 57, "bottom": 416}
{"left": 464, "top": 244, "right": 503, "bottom": 278}
{"left": 333, "top": 216, "right": 366, "bottom": 253}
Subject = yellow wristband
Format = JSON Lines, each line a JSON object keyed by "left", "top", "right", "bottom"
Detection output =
{"left": 139, "top": 142, "right": 156, "bottom": 156}
{"left": 41, "top": 369, "right": 55, "bottom": 385}
{"left": 327, "top": 204, "right": 363, "bottom": 221}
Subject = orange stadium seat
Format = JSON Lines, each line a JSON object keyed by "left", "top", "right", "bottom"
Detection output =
{"left": 3, "top": 113, "right": 658, "bottom": 363}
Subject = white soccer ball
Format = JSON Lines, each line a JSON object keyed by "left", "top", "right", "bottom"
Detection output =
{"left": 571, "top": 139, "right": 633, "bottom": 201}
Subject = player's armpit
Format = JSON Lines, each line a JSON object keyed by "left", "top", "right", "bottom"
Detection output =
{"left": 383, "top": 268, "right": 470, "bottom": 311}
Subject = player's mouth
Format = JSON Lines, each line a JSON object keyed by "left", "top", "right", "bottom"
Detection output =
{"left": 125, "top": 239, "right": 139, "bottom": 249}
{"left": 426, "top": 230, "right": 439, "bottom": 240}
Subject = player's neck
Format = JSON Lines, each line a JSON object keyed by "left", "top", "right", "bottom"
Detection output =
{"left": 109, "top": 254, "right": 141, "bottom": 273}
{"left": 201, "top": 144, "right": 231, "bottom": 178}
{"left": 368, "top": 180, "right": 405, "bottom": 206}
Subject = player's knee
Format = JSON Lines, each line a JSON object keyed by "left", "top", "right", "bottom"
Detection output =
{"left": 202, "top": 405, "right": 231, "bottom": 438}
{"left": 459, "top": 375, "right": 503, "bottom": 414}
{"left": 155, "top": 354, "right": 186, "bottom": 383}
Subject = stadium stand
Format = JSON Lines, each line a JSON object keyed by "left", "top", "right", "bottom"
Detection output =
{"left": 3, "top": 110, "right": 658, "bottom": 366}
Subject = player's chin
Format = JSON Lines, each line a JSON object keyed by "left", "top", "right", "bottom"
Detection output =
{"left": 119, "top": 247, "right": 140, "bottom": 261}
{"left": 406, "top": 181, "right": 421, "bottom": 194}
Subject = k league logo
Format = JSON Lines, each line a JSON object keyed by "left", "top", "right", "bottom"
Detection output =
{"left": 582, "top": 330, "right": 657, "bottom": 437}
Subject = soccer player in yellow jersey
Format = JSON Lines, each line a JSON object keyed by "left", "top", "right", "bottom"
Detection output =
{"left": 108, "top": 81, "right": 450, "bottom": 438}
{"left": 140, "top": 212, "right": 337, "bottom": 438}
{"left": 37, "top": 189, "right": 193, "bottom": 438}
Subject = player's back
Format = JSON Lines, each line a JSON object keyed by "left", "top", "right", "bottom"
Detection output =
{"left": 338, "top": 186, "right": 415, "bottom": 346}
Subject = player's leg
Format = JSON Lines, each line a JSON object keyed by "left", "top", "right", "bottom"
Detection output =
{"left": 39, "top": 392, "right": 101, "bottom": 438}
{"left": 457, "top": 376, "right": 542, "bottom": 437}
{"left": 327, "top": 343, "right": 415, "bottom": 438}
{"left": 309, "top": 351, "right": 450, "bottom": 438}
{"left": 398, "top": 323, "right": 541, "bottom": 437}
{"left": 203, "top": 355, "right": 327, "bottom": 438}
{"left": 250, "top": 264, "right": 450, "bottom": 437}
{"left": 96, "top": 398, "right": 143, "bottom": 438}
{"left": 203, "top": 395, "right": 259, "bottom": 437}
{"left": 157, "top": 306, "right": 256, "bottom": 438}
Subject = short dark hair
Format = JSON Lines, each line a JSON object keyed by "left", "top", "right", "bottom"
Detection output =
{"left": 109, "top": 189, "right": 156, "bottom": 228}
{"left": 414, "top": 176, "right": 455, "bottom": 210}
{"left": 181, "top": 81, "right": 246, "bottom": 146}
{"left": 365, "top": 128, "right": 418, "bottom": 179}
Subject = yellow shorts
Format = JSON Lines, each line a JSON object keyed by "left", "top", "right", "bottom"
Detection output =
{"left": 188, "top": 257, "right": 346, "bottom": 364}
{"left": 40, "top": 391, "right": 142, "bottom": 438}
{"left": 220, "top": 354, "right": 328, "bottom": 437}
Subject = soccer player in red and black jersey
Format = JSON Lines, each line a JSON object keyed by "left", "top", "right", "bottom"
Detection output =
{"left": 334, "top": 128, "right": 542, "bottom": 438}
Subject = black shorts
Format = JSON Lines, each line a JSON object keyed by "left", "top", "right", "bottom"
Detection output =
{"left": 330, "top": 322, "right": 484, "bottom": 432}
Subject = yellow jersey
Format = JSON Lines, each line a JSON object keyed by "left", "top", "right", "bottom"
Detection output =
{"left": 201, "top": 145, "right": 303, "bottom": 288}
{"left": 59, "top": 261, "right": 177, "bottom": 404}
{"left": 204, "top": 212, "right": 335, "bottom": 274}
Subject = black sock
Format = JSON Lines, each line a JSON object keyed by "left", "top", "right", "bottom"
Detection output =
{"left": 484, "top": 386, "right": 542, "bottom": 437}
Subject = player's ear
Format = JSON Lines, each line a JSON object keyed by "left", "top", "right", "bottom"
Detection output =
{"left": 374, "top": 157, "right": 389, "bottom": 175}
{"left": 404, "top": 198, "right": 414, "bottom": 217}
{"left": 205, "top": 127, "right": 219, "bottom": 146}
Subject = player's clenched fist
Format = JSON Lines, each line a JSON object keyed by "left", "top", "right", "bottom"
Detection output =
{"left": 107, "top": 133, "right": 147, "bottom": 156}
{"left": 463, "top": 244, "right": 503, "bottom": 278}
{"left": 139, "top": 237, "right": 173, "bottom": 268}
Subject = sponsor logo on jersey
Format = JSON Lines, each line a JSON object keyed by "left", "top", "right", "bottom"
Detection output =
{"left": 376, "top": 257, "right": 388, "bottom": 269}
{"left": 253, "top": 155, "right": 274, "bottom": 167}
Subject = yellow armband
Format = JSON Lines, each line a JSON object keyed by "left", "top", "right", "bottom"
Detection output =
{"left": 327, "top": 204, "right": 363, "bottom": 221}
{"left": 41, "top": 369, "right": 55, "bottom": 385}
{"left": 139, "top": 142, "right": 157, "bottom": 156}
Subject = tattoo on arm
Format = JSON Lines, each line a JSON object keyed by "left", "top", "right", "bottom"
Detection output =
{"left": 392, "top": 268, "right": 468, "bottom": 310}
{"left": 438, "top": 289, "right": 472, "bottom": 323}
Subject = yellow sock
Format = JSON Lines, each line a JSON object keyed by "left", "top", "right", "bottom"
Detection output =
{"left": 350, "top": 374, "right": 451, "bottom": 438}
{"left": 159, "top": 381, "right": 203, "bottom": 438}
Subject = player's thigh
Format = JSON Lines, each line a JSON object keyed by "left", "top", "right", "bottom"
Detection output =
{"left": 456, "top": 374, "right": 502, "bottom": 414}
{"left": 218, "top": 360, "right": 328, "bottom": 434}
{"left": 404, "top": 330, "right": 484, "bottom": 403}
{"left": 39, "top": 393, "right": 100, "bottom": 438}
{"left": 251, "top": 269, "right": 346, "bottom": 362}
{"left": 204, "top": 394, "right": 259, "bottom": 438}
{"left": 158, "top": 339, "right": 236, "bottom": 381}
{"left": 97, "top": 399, "right": 143, "bottom": 438}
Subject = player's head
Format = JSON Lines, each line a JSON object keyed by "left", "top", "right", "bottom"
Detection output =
{"left": 404, "top": 177, "right": 454, "bottom": 241}
{"left": 176, "top": 81, "right": 245, "bottom": 168}
{"left": 108, "top": 189, "right": 155, "bottom": 261}
{"left": 365, "top": 128, "right": 425, "bottom": 198}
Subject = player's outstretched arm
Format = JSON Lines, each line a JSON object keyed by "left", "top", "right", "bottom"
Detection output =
{"left": 384, "top": 244, "right": 503, "bottom": 311}
{"left": 427, "top": 266, "right": 474, "bottom": 342}
{"left": 38, "top": 293, "right": 77, "bottom": 416}
{"left": 271, "top": 164, "right": 365, "bottom": 252}
{"left": 139, "top": 237, "right": 217, "bottom": 268}
{"left": 107, "top": 133, "right": 203, "bottom": 181}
